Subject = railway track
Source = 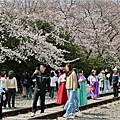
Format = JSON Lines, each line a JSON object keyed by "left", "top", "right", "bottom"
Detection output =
{"left": 29, "top": 96, "right": 120, "bottom": 119}
{"left": 2, "top": 91, "right": 119, "bottom": 119}
{"left": 2, "top": 103, "right": 60, "bottom": 117}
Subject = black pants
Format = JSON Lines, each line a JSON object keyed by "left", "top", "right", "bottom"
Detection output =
{"left": 113, "top": 83, "right": 118, "bottom": 97}
{"left": 100, "top": 87, "right": 104, "bottom": 92}
{"left": 32, "top": 90, "right": 46, "bottom": 113}
{"left": 8, "top": 88, "right": 16, "bottom": 107}
{"left": 56, "top": 82, "right": 58, "bottom": 91}
{"left": 0, "top": 95, "right": 2, "bottom": 119}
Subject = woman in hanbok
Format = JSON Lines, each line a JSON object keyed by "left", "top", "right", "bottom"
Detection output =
{"left": 76, "top": 70, "right": 87, "bottom": 106}
{"left": 90, "top": 70, "right": 99, "bottom": 99}
{"left": 56, "top": 70, "right": 68, "bottom": 105}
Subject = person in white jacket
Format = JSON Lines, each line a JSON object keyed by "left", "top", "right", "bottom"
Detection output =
{"left": 49, "top": 72, "right": 58, "bottom": 99}
{"left": 98, "top": 70, "right": 105, "bottom": 94}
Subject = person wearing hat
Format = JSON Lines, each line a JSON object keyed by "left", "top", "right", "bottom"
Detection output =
{"left": 98, "top": 70, "right": 106, "bottom": 94}
{"left": 104, "top": 69, "right": 110, "bottom": 93}
{"left": 90, "top": 70, "right": 99, "bottom": 99}
{"left": 76, "top": 69, "right": 87, "bottom": 106}
{"left": 112, "top": 67, "right": 119, "bottom": 97}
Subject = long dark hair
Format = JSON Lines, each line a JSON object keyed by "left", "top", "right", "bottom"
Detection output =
{"left": 91, "top": 70, "right": 96, "bottom": 76}
{"left": 1, "top": 71, "right": 7, "bottom": 77}
{"left": 65, "top": 64, "right": 73, "bottom": 77}
{"left": 50, "top": 72, "right": 55, "bottom": 77}
{"left": 8, "top": 70, "right": 14, "bottom": 79}
{"left": 73, "top": 68, "right": 78, "bottom": 76}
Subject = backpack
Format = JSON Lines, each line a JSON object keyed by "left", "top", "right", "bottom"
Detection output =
{"left": 23, "top": 79, "right": 30, "bottom": 88}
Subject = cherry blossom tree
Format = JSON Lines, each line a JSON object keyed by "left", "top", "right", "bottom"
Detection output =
{"left": 0, "top": 0, "right": 120, "bottom": 69}
{"left": 40, "top": 0, "right": 120, "bottom": 68}
{"left": 0, "top": 0, "right": 79, "bottom": 69}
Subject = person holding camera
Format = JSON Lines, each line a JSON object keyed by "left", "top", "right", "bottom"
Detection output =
{"left": 31, "top": 64, "right": 50, "bottom": 117}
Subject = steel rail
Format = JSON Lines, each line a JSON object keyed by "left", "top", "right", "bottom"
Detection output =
{"left": 2, "top": 91, "right": 117, "bottom": 117}
{"left": 2, "top": 103, "right": 60, "bottom": 117}
{"left": 29, "top": 96, "right": 120, "bottom": 119}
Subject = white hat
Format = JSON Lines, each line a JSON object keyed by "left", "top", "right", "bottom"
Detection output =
{"left": 113, "top": 67, "right": 117, "bottom": 71}
{"left": 101, "top": 70, "right": 105, "bottom": 73}
{"left": 105, "top": 69, "right": 108, "bottom": 72}
{"left": 91, "top": 70, "right": 96, "bottom": 73}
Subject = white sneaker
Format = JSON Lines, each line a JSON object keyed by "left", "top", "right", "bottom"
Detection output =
{"left": 69, "top": 113, "right": 76, "bottom": 116}
{"left": 31, "top": 113, "right": 35, "bottom": 117}
{"left": 69, "top": 113, "right": 73, "bottom": 116}
{"left": 72, "top": 113, "right": 76, "bottom": 117}
{"left": 76, "top": 109, "right": 79, "bottom": 112}
{"left": 63, "top": 113, "right": 69, "bottom": 118}
{"left": 40, "top": 112, "right": 45, "bottom": 115}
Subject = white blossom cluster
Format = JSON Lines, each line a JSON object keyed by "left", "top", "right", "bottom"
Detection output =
{"left": 0, "top": 0, "right": 74, "bottom": 69}
{"left": 43, "top": 0, "right": 120, "bottom": 68}
{"left": 0, "top": 0, "right": 120, "bottom": 68}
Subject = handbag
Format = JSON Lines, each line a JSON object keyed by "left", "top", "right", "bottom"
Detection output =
{"left": 90, "top": 85, "right": 95, "bottom": 91}
{"left": 23, "top": 79, "right": 30, "bottom": 88}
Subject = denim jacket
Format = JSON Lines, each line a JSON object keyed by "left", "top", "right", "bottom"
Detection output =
{"left": 0, "top": 84, "right": 5, "bottom": 96}
{"left": 112, "top": 74, "right": 119, "bottom": 84}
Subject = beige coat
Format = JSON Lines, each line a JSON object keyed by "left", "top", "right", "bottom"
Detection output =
{"left": 5, "top": 77, "right": 18, "bottom": 91}
{"left": 98, "top": 73, "right": 105, "bottom": 88}
{"left": 66, "top": 71, "right": 77, "bottom": 91}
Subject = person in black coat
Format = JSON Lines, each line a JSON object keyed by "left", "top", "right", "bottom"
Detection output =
{"left": 31, "top": 64, "right": 50, "bottom": 117}
{"left": 23, "top": 71, "right": 33, "bottom": 99}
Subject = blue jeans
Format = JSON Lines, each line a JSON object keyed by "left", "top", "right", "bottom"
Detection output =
{"left": 49, "top": 87, "right": 54, "bottom": 98}
{"left": 2, "top": 88, "right": 7, "bottom": 107}
{"left": 64, "top": 93, "right": 79, "bottom": 111}
{"left": 104, "top": 80, "right": 109, "bottom": 93}
{"left": 26, "top": 85, "right": 32, "bottom": 99}
{"left": 64, "top": 89, "right": 76, "bottom": 115}
{"left": 74, "top": 93, "right": 79, "bottom": 111}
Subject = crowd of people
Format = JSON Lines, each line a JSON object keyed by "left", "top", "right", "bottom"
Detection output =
{"left": 0, "top": 64, "right": 120, "bottom": 119}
